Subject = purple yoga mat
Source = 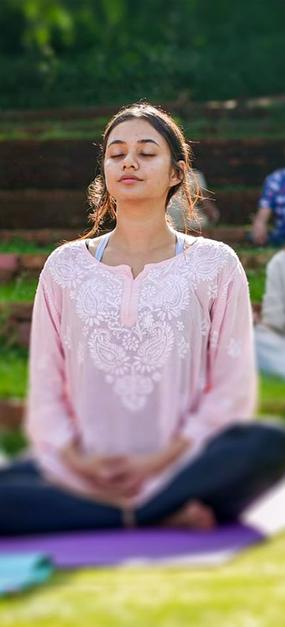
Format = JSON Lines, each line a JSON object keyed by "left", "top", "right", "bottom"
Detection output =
{"left": 0, "top": 524, "right": 265, "bottom": 568}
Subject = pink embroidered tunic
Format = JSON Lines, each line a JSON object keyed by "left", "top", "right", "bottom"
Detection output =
{"left": 25, "top": 235, "right": 257, "bottom": 505}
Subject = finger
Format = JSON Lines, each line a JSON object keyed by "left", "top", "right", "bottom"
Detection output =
{"left": 100, "top": 462, "right": 133, "bottom": 480}
{"left": 97, "top": 468, "right": 130, "bottom": 483}
{"left": 118, "top": 478, "right": 143, "bottom": 497}
{"left": 100, "top": 456, "right": 129, "bottom": 467}
{"left": 120, "top": 483, "right": 143, "bottom": 498}
{"left": 95, "top": 475, "right": 142, "bottom": 498}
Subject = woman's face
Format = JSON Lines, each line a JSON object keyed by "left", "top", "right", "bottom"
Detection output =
{"left": 104, "top": 118, "right": 183, "bottom": 205}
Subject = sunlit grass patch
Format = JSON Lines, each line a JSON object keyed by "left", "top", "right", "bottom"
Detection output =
{"left": 1, "top": 533, "right": 285, "bottom": 626}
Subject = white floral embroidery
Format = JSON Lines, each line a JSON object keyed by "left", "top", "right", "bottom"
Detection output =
{"left": 133, "top": 322, "right": 174, "bottom": 374}
{"left": 177, "top": 335, "right": 190, "bottom": 359}
{"left": 77, "top": 341, "right": 84, "bottom": 365}
{"left": 88, "top": 329, "right": 130, "bottom": 376}
{"left": 227, "top": 338, "right": 241, "bottom": 358}
{"left": 75, "top": 274, "right": 121, "bottom": 330}
{"left": 176, "top": 320, "right": 184, "bottom": 331}
{"left": 210, "top": 329, "right": 219, "bottom": 348}
{"left": 44, "top": 238, "right": 235, "bottom": 411}
{"left": 114, "top": 374, "right": 153, "bottom": 412}
{"left": 141, "top": 311, "right": 154, "bottom": 330}
{"left": 121, "top": 332, "right": 140, "bottom": 352}
{"left": 182, "top": 239, "right": 232, "bottom": 285}
{"left": 46, "top": 241, "right": 91, "bottom": 290}
{"left": 140, "top": 268, "right": 190, "bottom": 321}
{"left": 62, "top": 323, "right": 72, "bottom": 350}
{"left": 207, "top": 282, "right": 218, "bottom": 300}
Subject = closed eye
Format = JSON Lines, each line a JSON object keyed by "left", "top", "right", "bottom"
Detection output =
{"left": 110, "top": 153, "right": 156, "bottom": 159}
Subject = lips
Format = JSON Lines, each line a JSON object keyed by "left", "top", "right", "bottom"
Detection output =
{"left": 119, "top": 176, "right": 142, "bottom": 181}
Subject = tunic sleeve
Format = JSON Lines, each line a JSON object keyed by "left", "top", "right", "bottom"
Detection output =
{"left": 24, "top": 271, "right": 79, "bottom": 453}
{"left": 179, "top": 258, "right": 257, "bottom": 451}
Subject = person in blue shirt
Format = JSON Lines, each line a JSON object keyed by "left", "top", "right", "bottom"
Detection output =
{"left": 251, "top": 168, "right": 285, "bottom": 246}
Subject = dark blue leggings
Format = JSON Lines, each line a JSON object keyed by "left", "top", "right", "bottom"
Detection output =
{"left": 1, "top": 422, "right": 285, "bottom": 536}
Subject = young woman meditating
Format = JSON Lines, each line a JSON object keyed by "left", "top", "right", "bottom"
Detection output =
{"left": 2, "top": 103, "right": 285, "bottom": 535}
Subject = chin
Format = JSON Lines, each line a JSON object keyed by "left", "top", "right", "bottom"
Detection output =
{"left": 116, "top": 191, "right": 147, "bottom": 202}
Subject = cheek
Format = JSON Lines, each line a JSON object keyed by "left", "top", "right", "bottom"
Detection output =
{"left": 148, "top": 158, "right": 172, "bottom": 186}
{"left": 104, "top": 161, "right": 117, "bottom": 190}
{"left": 104, "top": 159, "right": 114, "bottom": 176}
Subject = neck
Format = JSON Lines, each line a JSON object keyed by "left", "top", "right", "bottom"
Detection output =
{"left": 110, "top": 199, "right": 176, "bottom": 255}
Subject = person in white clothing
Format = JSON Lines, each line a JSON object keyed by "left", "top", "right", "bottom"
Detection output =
{"left": 167, "top": 169, "right": 220, "bottom": 232}
{"left": 255, "top": 249, "right": 285, "bottom": 378}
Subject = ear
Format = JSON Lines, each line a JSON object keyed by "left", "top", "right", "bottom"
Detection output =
{"left": 169, "top": 160, "right": 186, "bottom": 188}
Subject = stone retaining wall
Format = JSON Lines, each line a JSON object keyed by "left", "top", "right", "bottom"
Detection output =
{"left": 0, "top": 188, "right": 259, "bottom": 228}
{"left": 1, "top": 139, "right": 284, "bottom": 190}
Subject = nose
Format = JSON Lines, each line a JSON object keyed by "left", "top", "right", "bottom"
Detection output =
{"left": 122, "top": 151, "right": 138, "bottom": 170}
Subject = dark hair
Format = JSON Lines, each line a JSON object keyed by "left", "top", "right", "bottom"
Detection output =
{"left": 80, "top": 102, "right": 202, "bottom": 239}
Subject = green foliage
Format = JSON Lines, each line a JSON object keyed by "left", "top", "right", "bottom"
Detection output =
{"left": 1, "top": 110, "right": 285, "bottom": 140}
{"left": 259, "top": 373, "right": 285, "bottom": 418}
{"left": 0, "top": 428, "right": 27, "bottom": 455}
{"left": 246, "top": 268, "right": 266, "bottom": 304}
{"left": 0, "top": 345, "right": 28, "bottom": 398}
{"left": 0, "top": 0, "right": 284, "bottom": 108}
{"left": 0, "top": 275, "right": 38, "bottom": 302}
{"left": 0, "top": 239, "right": 55, "bottom": 253}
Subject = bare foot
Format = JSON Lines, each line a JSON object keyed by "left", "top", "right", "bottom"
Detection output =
{"left": 161, "top": 500, "right": 217, "bottom": 530}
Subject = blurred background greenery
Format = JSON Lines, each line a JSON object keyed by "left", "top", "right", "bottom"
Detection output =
{"left": 0, "top": 0, "right": 284, "bottom": 109}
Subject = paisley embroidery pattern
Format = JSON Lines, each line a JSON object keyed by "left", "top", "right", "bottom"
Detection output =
{"left": 46, "top": 240, "right": 91, "bottom": 292}
{"left": 88, "top": 329, "right": 130, "bottom": 376}
{"left": 181, "top": 241, "right": 230, "bottom": 287}
{"left": 75, "top": 274, "right": 122, "bottom": 331}
{"left": 45, "top": 238, "right": 237, "bottom": 411}
{"left": 139, "top": 267, "right": 191, "bottom": 320}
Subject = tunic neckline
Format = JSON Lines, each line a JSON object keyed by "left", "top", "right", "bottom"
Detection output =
{"left": 82, "top": 234, "right": 201, "bottom": 282}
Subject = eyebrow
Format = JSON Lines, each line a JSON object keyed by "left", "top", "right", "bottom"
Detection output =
{"left": 107, "top": 139, "right": 160, "bottom": 148}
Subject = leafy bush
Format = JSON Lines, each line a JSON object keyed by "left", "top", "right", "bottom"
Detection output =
{"left": 0, "top": 0, "right": 284, "bottom": 109}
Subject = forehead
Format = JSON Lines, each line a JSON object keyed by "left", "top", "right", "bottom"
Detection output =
{"left": 106, "top": 118, "right": 167, "bottom": 148}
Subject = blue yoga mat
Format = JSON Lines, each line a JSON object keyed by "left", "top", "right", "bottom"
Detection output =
{"left": 0, "top": 553, "right": 54, "bottom": 596}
